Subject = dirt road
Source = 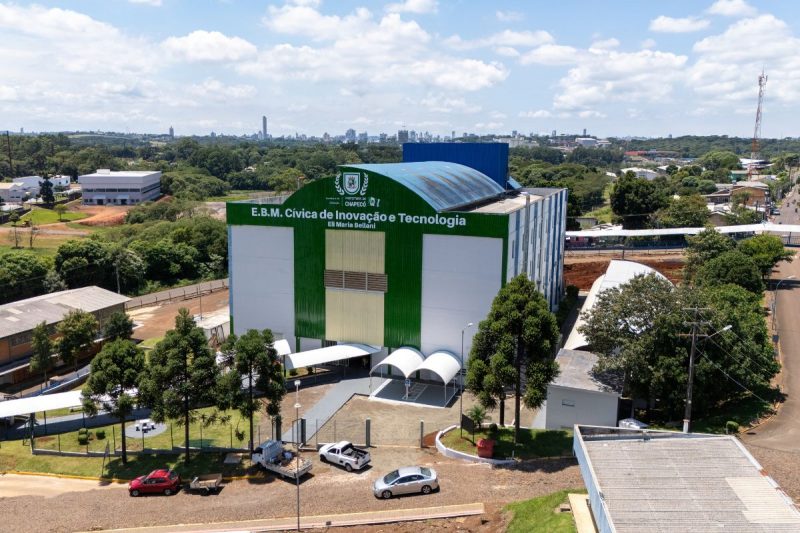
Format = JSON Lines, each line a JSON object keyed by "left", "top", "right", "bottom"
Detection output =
{"left": 0, "top": 447, "right": 581, "bottom": 533}
{"left": 0, "top": 474, "right": 125, "bottom": 498}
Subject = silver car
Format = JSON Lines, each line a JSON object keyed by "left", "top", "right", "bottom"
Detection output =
{"left": 372, "top": 466, "right": 439, "bottom": 499}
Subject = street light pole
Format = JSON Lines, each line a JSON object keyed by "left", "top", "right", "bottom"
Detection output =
{"left": 294, "top": 379, "right": 301, "bottom": 532}
{"left": 460, "top": 322, "right": 473, "bottom": 438}
{"left": 772, "top": 275, "right": 795, "bottom": 330}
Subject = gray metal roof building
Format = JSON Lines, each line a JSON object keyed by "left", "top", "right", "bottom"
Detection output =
{"left": 0, "top": 286, "right": 129, "bottom": 339}
{"left": 574, "top": 425, "right": 800, "bottom": 532}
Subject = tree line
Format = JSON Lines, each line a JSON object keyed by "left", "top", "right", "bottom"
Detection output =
{"left": 579, "top": 229, "right": 790, "bottom": 423}
{"left": 80, "top": 309, "right": 286, "bottom": 464}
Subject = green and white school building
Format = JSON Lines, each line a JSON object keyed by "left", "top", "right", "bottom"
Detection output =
{"left": 227, "top": 161, "right": 567, "bottom": 401}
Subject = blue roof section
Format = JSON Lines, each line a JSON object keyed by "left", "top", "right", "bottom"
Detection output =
{"left": 346, "top": 161, "right": 505, "bottom": 212}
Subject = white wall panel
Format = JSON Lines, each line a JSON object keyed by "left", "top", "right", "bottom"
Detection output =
{"left": 230, "top": 225, "right": 295, "bottom": 343}
{"left": 545, "top": 385, "right": 619, "bottom": 430}
{"left": 420, "top": 234, "right": 502, "bottom": 357}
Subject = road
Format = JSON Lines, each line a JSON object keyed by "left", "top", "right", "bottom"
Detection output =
{"left": 743, "top": 186, "right": 800, "bottom": 452}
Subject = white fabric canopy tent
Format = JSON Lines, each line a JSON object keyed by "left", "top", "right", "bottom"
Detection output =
{"left": 370, "top": 347, "right": 424, "bottom": 378}
{"left": 0, "top": 390, "right": 83, "bottom": 419}
{"left": 416, "top": 350, "right": 461, "bottom": 384}
{"left": 274, "top": 339, "right": 292, "bottom": 357}
{"left": 284, "top": 343, "right": 379, "bottom": 370}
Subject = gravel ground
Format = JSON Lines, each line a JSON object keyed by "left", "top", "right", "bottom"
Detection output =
{"left": 745, "top": 443, "right": 800, "bottom": 502}
{"left": 0, "top": 447, "right": 581, "bottom": 533}
{"left": 319, "top": 392, "right": 539, "bottom": 447}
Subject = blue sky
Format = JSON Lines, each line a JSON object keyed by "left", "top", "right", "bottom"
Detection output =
{"left": 1, "top": 0, "right": 799, "bottom": 138}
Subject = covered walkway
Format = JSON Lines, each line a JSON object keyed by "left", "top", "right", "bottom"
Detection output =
{"left": 369, "top": 347, "right": 461, "bottom": 408}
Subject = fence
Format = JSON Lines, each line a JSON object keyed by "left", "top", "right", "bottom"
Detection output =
{"left": 30, "top": 414, "right": 253, "bottom": 457}
{"left": 311, "top": 416, "right": 431, "bottom": 449}
{"left": 125, "top": 278, "right": 229, "bottom": 310}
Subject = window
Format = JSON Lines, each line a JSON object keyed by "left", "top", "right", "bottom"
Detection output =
{"left": 561, "top": 399, "right": 575, "bottom": 407}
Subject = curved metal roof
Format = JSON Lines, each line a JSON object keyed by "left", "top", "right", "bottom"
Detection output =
{"left": 346, "top": 162, "right": 504, "bottom": 212}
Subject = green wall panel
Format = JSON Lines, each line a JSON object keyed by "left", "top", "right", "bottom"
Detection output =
{"left": 227, "top": 167, "right": 509, "bottom": 348}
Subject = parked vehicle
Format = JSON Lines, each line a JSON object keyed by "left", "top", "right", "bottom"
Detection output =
{"left": 188, "top": 473, "right": 223, "bottom": 494}
{"left": 129, "top": 469, "right": 181, "bottom": 497}
{"left": 372, "top": 466, "right": 439, "bottom": 499}
{"left": 319, "top": 440, "right": 371, "bottom": 472}
{"left": 252, "top": 440, "right": 312, "bottom": 480}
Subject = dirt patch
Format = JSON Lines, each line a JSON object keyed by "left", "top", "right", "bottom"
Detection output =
{"left": 329, "top": 503, "right": 507, "bottom": 532}
{"left": 74, "top": 205, "right": 130, "bottom": 227}
{"left": 564, "top": 257, "right": 685, "bottom": 290}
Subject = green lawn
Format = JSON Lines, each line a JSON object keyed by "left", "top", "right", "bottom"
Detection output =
{"left": 137, "top": 336, "right": 164, "bottom": 351}
{"left": 0, "top": 438, "right": 249, "bottom": 480}
{"left": 33, "top": 407, "right": 259, "bottom": 455}
{"left": 583, "top": 205, "right": 613, "bottom": 224}
{"left": 505, "top": 489, "right": 585, "bottom": 533}
{"left": 206, "top": 190, "right": 272, "bottom": 202}
{"left": 12, "top": 207, "right": 88, "bottom": 226}
{"left": 441, "top": 427, "right": 573, "bottom": 459}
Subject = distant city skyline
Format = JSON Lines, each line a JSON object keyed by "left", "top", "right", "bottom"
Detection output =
{"left": 2, "top": 1, "right": 800, "bottom": 138}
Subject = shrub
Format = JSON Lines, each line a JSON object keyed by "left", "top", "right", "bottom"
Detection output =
{"left": 78, "top": 428, "right": 88, "bottom": 436}
{"left": 77, "top": 431, "right": 89, "bottom": 445}
{"left": 306, "top": 366, "right": 314, "bottom": 375}
{"left": 95, "top": 429, "right": 106, "bottom": 440}
{"left": 726, "top": 421, "right": 740, "bottom": 434}
{"left": 289, "top": 368, "right": 298, "bottom": 377}
{"left": 488, "top": 423, "right": 499, "bottom": 438}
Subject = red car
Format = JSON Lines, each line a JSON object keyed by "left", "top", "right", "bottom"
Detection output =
{"left": 128, "top": 469, "right": 181, "bottom": 497}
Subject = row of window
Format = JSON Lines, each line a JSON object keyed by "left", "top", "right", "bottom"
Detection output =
{"left": 83, "top": 183, "right": 161, "bottom": 194}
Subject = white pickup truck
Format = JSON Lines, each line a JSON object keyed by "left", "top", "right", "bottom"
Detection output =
{"left": 319, "top": 440, "right": 371, "bottom": 472}
{"left": 252, "top": 440, "right": 312, "bottom": 480}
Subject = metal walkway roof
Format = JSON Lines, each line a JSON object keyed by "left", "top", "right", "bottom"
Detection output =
{"left": 346, "top": 162, "right": 504, "bottom": 212}
{"left": 284, "top": 343, "right": 380, "bottom": 370}
{"left": 0, "top": 390, "right": 83, "bottom": 418}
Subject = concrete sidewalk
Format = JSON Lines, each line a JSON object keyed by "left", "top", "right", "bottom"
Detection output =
{"left": 281, "top": 374, "right": 383, "bottom": 443}
{"left": 82, "top": 502, "right": 485, "bottom": 533}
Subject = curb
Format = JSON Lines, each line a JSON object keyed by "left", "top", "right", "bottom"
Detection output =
{"left": 435, "top": 425, "right": 516, "bottom": 466}
{"left": 77, "top": 502, "right": 485, "bottom": 533}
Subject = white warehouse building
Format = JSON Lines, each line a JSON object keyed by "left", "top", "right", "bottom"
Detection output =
{"left": 78, "top": 169, "right": 161, "bottom": 206}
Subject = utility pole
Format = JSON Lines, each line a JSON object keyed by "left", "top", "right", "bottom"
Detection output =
{"left": 682, "top": 308, "right": 710, "bottom": 434}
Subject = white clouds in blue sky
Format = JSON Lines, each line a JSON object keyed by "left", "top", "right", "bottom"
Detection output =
{"left": 0, "top": 0, "right": 798, "bottom": 137}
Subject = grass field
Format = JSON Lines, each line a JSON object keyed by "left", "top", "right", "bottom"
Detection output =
{"left": 440, "top": 427, "right": 573, "bottom": 459}
{"left": 0, "top": 438, "right": 248, "bottom": 480}
{"left": 4, "top": 207, "right": 88, "bottom": 226}
{"left": 505, "top": 489, "right": 584, "bottom": 533}
{"left": 206, "top": 190, "right": 272, "bottom": 202}
{"left": 33, "top": 407, "right": 260, "bottom": 455}
{"left": 583, "top": 205, "right": 613, "bottom": 223}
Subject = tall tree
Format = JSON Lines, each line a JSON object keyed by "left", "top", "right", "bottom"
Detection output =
{"left": 29, "top": 322, "right": 54, "bottom": 389}
{"left": 81, "top": 339, "right": 145, "bottom": 464}
{"left": 466, "top": 275, "right": 560, "bottom": 443}
{"left": 580, "top": 275, "right": 778, "bottom": 419}
{"left": 653, "top": 194, "right": 709, "bottom": 228}
{"left": 139, "top": 308, "right": 219, "bottom": 462}
{"left": 219, "top": 330, "right": 286, "bottom": 451}
{"left": 737, "top": 235, "right": 794, "bottom": 278}
{"left": 684, "top": 227, "right": 736, "bottom": 281}
{"left": 57, "top": 309, "right": 98, "bottom": 372}
{"left": 610, "top": 174, "right": 668, "bottom": 229}
{"left": 39, "top": 176, "right": 55, "bottom": 206}
{"left": 695, "top": 250, "right": 764, "bottom": 294}
{"left": 104, "top": 311, "right": 134, "bottom": 341}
